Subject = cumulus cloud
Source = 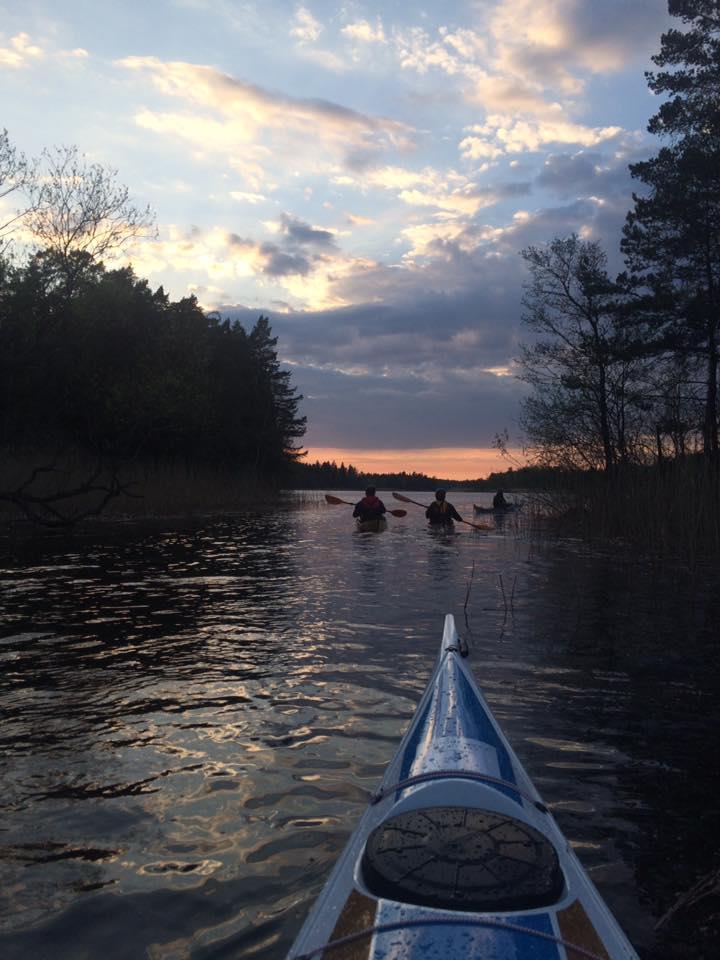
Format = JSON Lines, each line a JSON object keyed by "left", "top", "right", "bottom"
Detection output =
{"left": 389, "top": 2, "right": 665, "bottom": 163}
{"left": 342, "top": 19, "right": 386, "bottom": 44}
{"left": 461, "top": 115, "right": 623, "bottom": 157}
{"left": 489, "top": 0, "right": 668, "bottom": 76}
{"left": 0, "top": 32, "right": 44, "bottom": 68}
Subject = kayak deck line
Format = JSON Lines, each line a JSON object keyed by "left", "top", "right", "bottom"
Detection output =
{"left": 369, "top": 768, "right": 549, "bottom": 812}
{"left": 288, "top": 613, "right": 639, "bottom": 959}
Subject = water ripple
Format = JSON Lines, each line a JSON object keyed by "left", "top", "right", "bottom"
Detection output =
{"left": 1, "top": 500, "right": 718, "bottom": 958}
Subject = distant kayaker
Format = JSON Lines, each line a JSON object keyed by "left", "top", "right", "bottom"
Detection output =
{"left": 353, "top": 486, "right": 387, "bottom": 522}
{"left": 493, "top": 489, "right": 508, "bottom": 510}
{"left": 426, "top": 489, "right": 463, "bottom": 526}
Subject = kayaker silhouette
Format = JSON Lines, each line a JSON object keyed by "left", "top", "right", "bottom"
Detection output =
{"left": 425, "top": 489, "right": 463, "bottom": 526}
{"left": 353, "top": 486, "right": 387, "bottom": 523}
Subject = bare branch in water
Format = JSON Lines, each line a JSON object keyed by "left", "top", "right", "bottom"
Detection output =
{"left": 1, "top": 463, "right": 141, "bottom": 527}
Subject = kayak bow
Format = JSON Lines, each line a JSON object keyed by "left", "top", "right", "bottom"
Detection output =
{"left": 288, "top": 614, "right": 639, "bottom": 960}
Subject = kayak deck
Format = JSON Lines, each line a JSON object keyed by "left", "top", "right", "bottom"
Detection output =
{"left": 288, "top": 615, "right": 639, "bottom": 959}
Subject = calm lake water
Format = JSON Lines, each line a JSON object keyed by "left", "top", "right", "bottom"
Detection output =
{"left": 1, "top": 491, "right": 718, "bottom": 959}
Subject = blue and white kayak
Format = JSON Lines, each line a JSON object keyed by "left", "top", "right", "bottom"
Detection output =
{"left": 288, "top": 614, "right": 639, "bottom": 960}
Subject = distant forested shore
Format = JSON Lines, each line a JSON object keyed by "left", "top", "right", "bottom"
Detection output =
{"left": 287, "top": 459, "right": 552, "bottom": 492}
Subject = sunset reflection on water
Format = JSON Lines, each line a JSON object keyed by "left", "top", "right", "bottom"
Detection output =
{"left": 0, "top": 494, "right": 718, "bottom": 959}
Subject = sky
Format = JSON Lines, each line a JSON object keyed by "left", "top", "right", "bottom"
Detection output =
{"left": 0, "top": 0, "right": 672, "bottom": 479}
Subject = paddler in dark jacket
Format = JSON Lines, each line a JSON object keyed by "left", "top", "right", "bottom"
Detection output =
{"left": 353, "top": 486, "right": 387, "bottom": 522}
{"left": 426, "top": 489, "right": 463, "bottom": 526}
{"left": 493, "top": 488, "right": 508, "bottom": 510}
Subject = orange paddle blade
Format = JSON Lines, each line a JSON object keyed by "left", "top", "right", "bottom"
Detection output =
{"left": 324, "top": 493, "right": 354, "bottom": 506}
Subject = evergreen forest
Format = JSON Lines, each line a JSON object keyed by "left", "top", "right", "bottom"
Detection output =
{"left": 0, "top": 141, "right": 305, "bottom": 524}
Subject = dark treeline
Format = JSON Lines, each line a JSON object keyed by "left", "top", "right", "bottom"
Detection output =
{"left": 516, "top": 1, "right": 720, "bottom": 556}
{"left": 0, "top": 255, "right": 304, "bottom": 469}
{"left": 0, "top": 137, "right": 305, "bottom": 524}
{"left": 289, "top": 459, "right": 552, "bottom": 492}
{"left": 290, "top": 460, "right": 459, "bottom": 491}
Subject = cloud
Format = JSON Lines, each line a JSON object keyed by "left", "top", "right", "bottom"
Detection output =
{"left": 290, "top": 6, "right": 353, "bottom": 71}
{"left": 388, "top": 3, "right": 664, "bottom": 159}
{"left": 440, "top": 27, "right": 489, "bottom": 61}
{"left": 535, "top": 144, "right": 645, "bottom": 200}
{"left": 0, "top": 32, "right": 44, "bottom": 68}
{"left": 272, "top": 357, "right": 526, "bottom": 450}
{"left": 279, "top": 212, "right": 338, "bottom": 249}
{"left": 489, "top": 0, "right": 669, "bottom": 75}
{"left": 395, "top": 26, "right": 467, "bottom": 76}
{"left": 118, "top": 56, "right": 416, "bottom": 173}
{"left": 126, "top": 169, "right": 640, "bottom": 450}
{"left": 342, "top": 20, "right": 386, "bottom": 44}
{"left": 461, "top": 115, "right": 623, "bottom": 157}
{"left": 346, "top": 213, "right": 375, "bottom": 226}
{"left": 338, "top": 164, "right": 525, "bottom": 218}
{"left": 397, "top": 179, "right": 531, "bottom": 217}
{"left": 257, "top": 244, "right": 312, "bottom": 277}
{"left": 290, "top": 7, "right": 322, "bottom": 43}
{"left": 230, "top": 190, "right": 267, "bottom": 204}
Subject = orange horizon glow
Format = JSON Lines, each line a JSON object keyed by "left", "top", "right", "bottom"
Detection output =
{"left": 302, "top": 446, "right": 525, "bottom": 482}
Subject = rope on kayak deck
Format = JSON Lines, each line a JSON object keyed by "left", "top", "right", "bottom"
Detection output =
{"left": 370, "top": 768, "right": 548, "bottom": 813}
{"left": 289, "top": 915, "right": 608, "bottom": 960}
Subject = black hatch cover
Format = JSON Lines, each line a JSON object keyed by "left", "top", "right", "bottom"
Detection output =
{"left": 361, "top": 806, "right": 564, "bottom": 912}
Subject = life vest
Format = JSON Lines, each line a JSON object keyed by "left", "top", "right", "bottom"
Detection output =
{"left": 360, "top": 495, "right": 383, "bottom": 511}
{"left": 428, "top": 499, "right": 453, "bottom": 523}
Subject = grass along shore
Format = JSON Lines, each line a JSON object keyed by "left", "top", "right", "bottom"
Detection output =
{"left": 524, "top": 459, "right": 720, "bottom": 564}
{"left": 0, "top": 450, "right": 291, "bottom": 526}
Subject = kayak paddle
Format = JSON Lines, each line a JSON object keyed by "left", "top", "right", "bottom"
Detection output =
{"left": 391, "top": 491, "right": 490, "bottom": 531}
{"left": 325, "top": 493, "right": 407, "bottom": 517}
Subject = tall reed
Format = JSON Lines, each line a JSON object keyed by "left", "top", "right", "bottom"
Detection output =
{"left": 522, "top": 460, "right": 720, "bottom": 564}
{"left": 0, "top": 449, "right": 290, "bottom": 523}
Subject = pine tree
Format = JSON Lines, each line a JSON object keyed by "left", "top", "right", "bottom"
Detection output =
{"left": 621, "top": 0, "right": 720, "bottom": 458}
{"left": 646, "top": 1, "right": 720, "bottom": 139}
{"left": 247, "top": 316, "right": 306, "bottom": 475}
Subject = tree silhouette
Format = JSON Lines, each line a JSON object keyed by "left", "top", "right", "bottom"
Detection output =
{"left": 622, "top": 1, "right": 720, "bottom": 459}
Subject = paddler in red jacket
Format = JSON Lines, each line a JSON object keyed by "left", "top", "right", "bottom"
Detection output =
{"left": 353, "top": 486, "right": 387, "bottom": 522}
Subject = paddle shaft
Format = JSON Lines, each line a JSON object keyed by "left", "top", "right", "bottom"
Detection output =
{"left": 391, "top": 491, "right": 489, "bottom": 531}
{"left": 324, "top": 494, "right": 406, "bottom": 517}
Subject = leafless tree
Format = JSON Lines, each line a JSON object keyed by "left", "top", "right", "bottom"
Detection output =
{"left": 518, "top": 236, "right": 645, "bottom": 474}
{"left": 0, "top": 128, "right": 34, "bottom": 250}
{"left": 26, "top": 144, "right": 156, "bottom": 289}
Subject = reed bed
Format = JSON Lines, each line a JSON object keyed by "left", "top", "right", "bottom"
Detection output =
{"left": 0, "top": 449, "right": 294, "bottom": 525}
{"left": 519, "top": 461, "right": 720, "bottom": 564}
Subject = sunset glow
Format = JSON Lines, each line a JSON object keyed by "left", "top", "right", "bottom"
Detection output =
{"left": 303, "top": 446, "right": 525, "bottom": 482}
{"left": 1, "top": 1, "right": 670, "bottom": 458}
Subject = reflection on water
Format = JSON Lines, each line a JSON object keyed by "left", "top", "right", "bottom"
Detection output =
{"left": 0, "top": 492, "right": 718, "bottom": 959}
